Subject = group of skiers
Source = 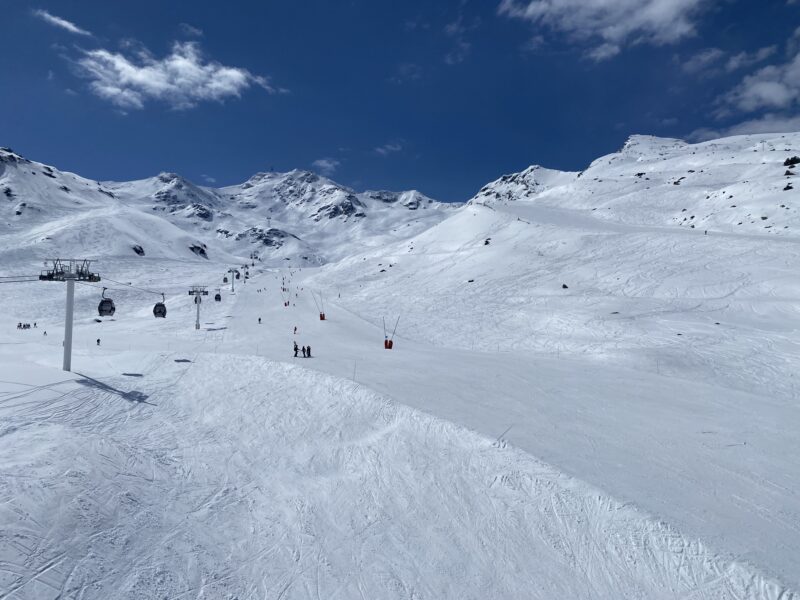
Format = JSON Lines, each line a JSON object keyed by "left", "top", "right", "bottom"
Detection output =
{"left": 269, "top": 276, "right": 317, "bottom": 358}
{"left": 17, "top": 322, "right": 46, "bottom": 336}
{"left": 293, "top": 341, "right": 312, "bottom": 358}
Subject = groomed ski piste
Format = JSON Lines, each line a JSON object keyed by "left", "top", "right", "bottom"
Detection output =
{"left": 1, "top": 134, "right": 799, "bottom": 598}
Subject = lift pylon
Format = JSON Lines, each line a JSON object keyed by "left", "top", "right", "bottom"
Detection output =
{"left": 188, "top": 286, "right": 209, "bottom": 330}
{"left": 39, "top": 259, "right": 101, "bottom": 372}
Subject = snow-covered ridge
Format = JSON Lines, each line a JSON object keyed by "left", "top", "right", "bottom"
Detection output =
{"left": 3, "top": 130, "right": 800, "bottom": 268}
{"left": 470, "top": 164, "right": 579, "bottom": 204}
{"left": 0, "top": 147, "right": 458, "bottom": 266}
{"left": 470, "top": 131, "right": 800, "bottom": 237}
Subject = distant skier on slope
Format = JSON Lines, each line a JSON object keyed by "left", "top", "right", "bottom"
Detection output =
{"left": 306, "top": 345, "right": 311, "bottom": 358}
{"left": 294, "top": 342, "right": 299, "bottom": 357}
{"left": 302, "top": 346, "right": 307, "bottom": 358}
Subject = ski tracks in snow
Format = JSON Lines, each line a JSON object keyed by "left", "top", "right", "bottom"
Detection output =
{"left": 0, "top": 353, "right": 795, "bottom": 599}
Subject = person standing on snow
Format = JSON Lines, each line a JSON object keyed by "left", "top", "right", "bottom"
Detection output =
{"left": 306, "top": 345, "right": 311, "bottom": 358}
{"left": 301, "top": 346, "right": 307, "bottom": 358}
{"left": 294, "top": 342, "right": 299, "bottom": 357}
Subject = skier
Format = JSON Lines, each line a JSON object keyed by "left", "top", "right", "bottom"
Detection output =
{"left": 294, "top": 342, "right": 299, "bottom": 357}
{"left": 43, "top": 331, "right": 47, "bottom": 336}
{"left": 306, "top": 345, "right": 311, "bottom": 358}
{"left": 294, "top": 326, "right": 297, "bottom": 335}
{"left": 96, "top": 338, "right": 101, "bottom": 346}
{"left": 302, "top": 346, "right": 307, "bottom": 358}
{"left": 258, "top": 317, "right": 262, "bottom": 324}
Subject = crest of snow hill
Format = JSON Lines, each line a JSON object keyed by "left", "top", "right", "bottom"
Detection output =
{"left": 471, "top": 133, "right": 799, "bottom": 234}
{"left": 1, "top": 131, "right": 799, "bottom": 264}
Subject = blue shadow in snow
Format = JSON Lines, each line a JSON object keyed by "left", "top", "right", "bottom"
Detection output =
{"left": 74, "top": 373, "right": 155, "bottom": 405}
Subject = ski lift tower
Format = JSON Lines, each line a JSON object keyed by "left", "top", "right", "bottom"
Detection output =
{"left": 188, "top": 286, "right": 209, "bottom": 330}
{"left": 39, "top": 259, "right": 101, "bottom": 372}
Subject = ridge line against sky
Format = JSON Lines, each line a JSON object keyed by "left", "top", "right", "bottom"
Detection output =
{"left": 3, "top": 1, "right": 799, "bottom": 201}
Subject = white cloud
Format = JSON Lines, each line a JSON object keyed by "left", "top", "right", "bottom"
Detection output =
{"left": 179, "top": 23, "right": 204, "bottom": 37}
{"left": 498, "top": 0, "right": 710, "bottom": 60}
{"left": 201, "top": 174, "right": 217, "bottom": 184}
{"left": 33, "top": 9, "right": 92, "bottom": 36}
{"left": 725, "top": 46, "right": 777, "bottom": 72}
{"left": 787, "top": 26, "right": 800, "bottom": 56}
{"left": 700, "top": 31, "right": 800, "bottom": 140}
{"left": 690, "top": 113, "right": 800, "bottom": 141}
{"left": 444, "top": 14, "right": 479, "bottom": 65}
{"left": 374, "top": 143, "right": 403, "bottom": 156}
{"left": 681, "top": 47, "right": 724, "bottom": 74}
{"left": 311, "top": 158, "right": 340, "bottom": 176}
{"left": 588, "top": 43, "right": 621, "bottom": 61}
{"left": 74, "top": 41, "right": 278, "bottom": 110}
{"left": 721, "top": 51, "right": 800, "bottom": 114}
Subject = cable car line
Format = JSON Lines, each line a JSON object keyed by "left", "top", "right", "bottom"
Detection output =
{"left": 101, "top": 276, "right": 165, "bottom": 297}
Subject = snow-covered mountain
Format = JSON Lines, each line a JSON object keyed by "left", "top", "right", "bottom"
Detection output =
{"left": 0, "top": 147, "right": 456, "bottom": 266}
{"left": 305, "top": 131, "right": 800, "bottom": 590}
{"left": 470, "top": 164, "right": 579, "bottom": 204}
{"left": 3, "top": 132, "right": 798, "bottom": 269}
{"left": 2, "top": 132, "right": 800, "bottom": 597}
{"left": 471, "top": 133, "right": 800, "bottom": 235}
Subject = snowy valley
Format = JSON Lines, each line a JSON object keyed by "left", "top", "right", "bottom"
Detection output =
{"left": 1, "top": 133, "right": 799, "bottom": 599}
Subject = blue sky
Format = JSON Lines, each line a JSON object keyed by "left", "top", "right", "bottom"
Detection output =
{"left": 2, "top": 1, "right": 799, "bottom": 201}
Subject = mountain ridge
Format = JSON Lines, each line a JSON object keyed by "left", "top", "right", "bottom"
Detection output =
{"left": 3, "top": 130, "right": 800, "bottom": 269}
{"left": 0, "top": 146, "right": 458, "bottom": 265}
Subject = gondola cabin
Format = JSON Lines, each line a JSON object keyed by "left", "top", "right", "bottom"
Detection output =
{"left": 98, "top": 288, "right": 115, "bottom": 317}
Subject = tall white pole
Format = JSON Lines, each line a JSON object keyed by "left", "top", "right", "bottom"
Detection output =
{"left": 195, "top": 295, "right": 201, "bottom": 330}
{"left": 63, "top": 276, "right": 75, "bottom": 371}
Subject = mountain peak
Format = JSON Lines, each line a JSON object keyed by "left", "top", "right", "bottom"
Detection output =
{"left": 0, "top": 147, "right": 30, "bottom": 165}
{"left": 469, "top": 164, "right": 576, "bottom": 204}
{"left": 157, "top": 172, "right": 186, "bottom": 184}
{"left": 620, "top": 135, "right": 689, "bottom": 155}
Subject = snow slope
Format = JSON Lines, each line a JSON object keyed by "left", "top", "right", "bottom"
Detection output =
{"left": 474, "top": 134, "right": 800, "bottom": 235}
{"left": 0, "top": 291, "right": 793, "bottom": 599}
{"left": 1, "top": 132, "right": 799, "bottom": 597}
